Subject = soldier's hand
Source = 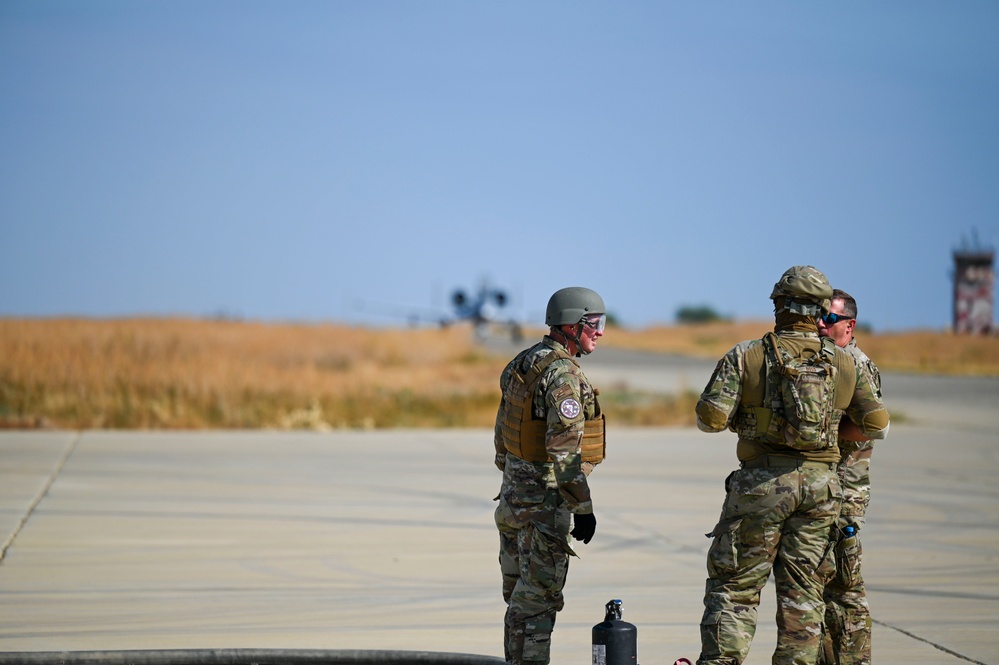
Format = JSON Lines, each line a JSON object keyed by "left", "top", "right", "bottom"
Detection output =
{"left": 571, "top": 512, "right": 596, "bottom": 544}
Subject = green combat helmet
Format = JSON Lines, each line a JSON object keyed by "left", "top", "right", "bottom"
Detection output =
{"left": 770, "top": 265, "right": 833, "bottom": 316}
{"left": 546, "top": 287, "right": 606, "bottom": 356}
{"left": 546, "top": 287, "right": 606, "bottom": 326}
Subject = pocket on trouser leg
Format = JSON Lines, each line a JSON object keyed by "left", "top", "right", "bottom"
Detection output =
{"left": 838, "top": 615, "right": 872, "bottom": 665}
{"left": 817, "top": 621, "right": 835, "bottom": 665}
{"left": 504, "top": 621, "right": 521, "bottom": 664}
{"left": 521, "top": 635, "right": 551, "bottom": 664}
{"left": 835, "top": 529, "right": 862, "bottom": 589}
{"left": 522, "top": 614, "right": 555, "bottom": 663}
{"left": 698, "top": 610, "right": 723, "bottom": 663}
{"left": 816, "top": 533, "right": 837, "bottom": 587}
{"left": 822, "top": 600, "right": 846, "bottom": 664}
{"left": 498, "top": 527, "right": 520, "bottom": 597}
{"left": 527, "top": 523, "right": 570, "bottom": 607}
{"left": 699, "top": 610, "right": 751, "bottom": 664}
{"left": 705, "top": 517, "right": 743, "bottom": 578}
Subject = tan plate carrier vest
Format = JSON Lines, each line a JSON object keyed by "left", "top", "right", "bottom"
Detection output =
{"left": 734, "top": 333, "right": 841, "bottom": 450}
{"left": 501, "top": 347, "right": 606, "bottom": 464}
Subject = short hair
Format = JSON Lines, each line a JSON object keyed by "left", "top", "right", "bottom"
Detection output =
{"left": 831, "top": 288, "right": 858, "bottom": 319}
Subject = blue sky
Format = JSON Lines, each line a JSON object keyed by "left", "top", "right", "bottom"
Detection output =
{"left": 2, "top": 1, "right": 997, "bottom": 332}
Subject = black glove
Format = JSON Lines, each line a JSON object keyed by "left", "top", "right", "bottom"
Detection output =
{"left": 571, "top": 512, "right": 597, "bottom": 544}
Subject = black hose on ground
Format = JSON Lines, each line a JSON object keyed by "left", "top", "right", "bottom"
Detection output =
{"left": 0, "top": 650, "right": 507, "bottom": 665}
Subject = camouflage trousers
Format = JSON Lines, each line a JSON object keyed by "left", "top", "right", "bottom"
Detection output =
{"left": 697, "top": 459, "right": 841, "bottom": 665}
{"left": 495, "top": 486, "right": 572, "bottom": 664}
{"left": 819, "top": 443, "right": 873, "bottom": 665}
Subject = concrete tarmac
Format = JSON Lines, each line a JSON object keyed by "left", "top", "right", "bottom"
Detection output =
{"left": 1, "top": 351, "right": 997, "bottom": 664}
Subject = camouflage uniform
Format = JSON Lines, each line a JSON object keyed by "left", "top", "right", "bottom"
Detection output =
{"left": 695, "top": 325, "right": 889, "bottom": 665}
{"left": 493, "top": 336, "right": 599, "bottom": 665}
{"left": 819, "top": 339, "right": 881, "bottom": 665}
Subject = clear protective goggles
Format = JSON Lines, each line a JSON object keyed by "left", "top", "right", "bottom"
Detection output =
{"left": 580, "top": 314, "right": 607, "bottom": 333}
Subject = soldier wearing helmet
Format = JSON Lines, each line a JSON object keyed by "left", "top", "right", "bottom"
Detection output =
{"left": 693, "top": 266, "right": 889, "bottom": 665}
{"left": 493, "top": 286, "right": 608, "bottom": 665}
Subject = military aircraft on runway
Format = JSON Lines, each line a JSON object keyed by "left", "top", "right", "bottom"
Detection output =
{"left": 356, "top": 280, "right": 525, "bottom": 341}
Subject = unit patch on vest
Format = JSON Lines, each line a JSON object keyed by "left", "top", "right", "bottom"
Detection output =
{"left": 559, "top": 398, "right": 581, "bottom": 419}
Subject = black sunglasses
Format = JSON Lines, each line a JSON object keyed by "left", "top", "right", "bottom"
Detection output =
{"left": 821, "top": 312, "right": 853, "bottom": 325}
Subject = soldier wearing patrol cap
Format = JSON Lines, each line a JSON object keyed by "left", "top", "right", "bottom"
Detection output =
{"left": 493, "top": 286, "right": 608, "bottom": 665}
{"left": 693, "top": 266, "right": 890, "bottom": 665}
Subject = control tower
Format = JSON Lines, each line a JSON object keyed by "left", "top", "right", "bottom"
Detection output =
{"left": 952, "top": 232, "right": 995, "bottom": 334}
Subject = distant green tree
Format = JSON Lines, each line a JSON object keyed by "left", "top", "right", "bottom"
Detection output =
{"left": 676, "top": 304, "right": 729, "bottom": 324}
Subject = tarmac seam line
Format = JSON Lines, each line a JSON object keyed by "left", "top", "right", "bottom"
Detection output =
{"left": 872, "top": 618, "right": 991, "bottom": 665}
{"left": 0, "top": 432, "right": 81, "bottom": 564}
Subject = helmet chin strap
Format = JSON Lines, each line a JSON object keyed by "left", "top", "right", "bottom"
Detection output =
{"left": 566, "top": 323, "right": 588, "bottom": 357}
{"left": 550, "top": 325, "right": 587, "bottom": 357}
{"left": 572, "top": 324, "right": 590, "bottom": 357}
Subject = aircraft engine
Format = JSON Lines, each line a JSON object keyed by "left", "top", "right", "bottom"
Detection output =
{"left": 452, "top": 290, "right": 467, "bottom": 307}
{"left": 493, "top": 290, "right": 508, "bottom": 307}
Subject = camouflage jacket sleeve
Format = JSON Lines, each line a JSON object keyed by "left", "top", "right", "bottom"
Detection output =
{"left": 847, "top": 339, "right": 882, "bottom": 398}
{"left": 838, "top": 340, "right": 885, "bottom": 444}
{"left": 695, "top": 342, "right": 749, "bottom": 433}
{"left": 540, "top": 359, "right": 592, "bottom": 514}
{"left": 841, "top": 344, "right": 890, "bottom": 440}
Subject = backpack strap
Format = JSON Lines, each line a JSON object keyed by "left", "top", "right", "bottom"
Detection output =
{"left": 733, "top": 333, "right": 787, "bottom": 443}
{"left": 761, "top": 332, "right": 785, "bottom": 412}
{"left": 819, "top": 335, "right": 837, "bottom": 362}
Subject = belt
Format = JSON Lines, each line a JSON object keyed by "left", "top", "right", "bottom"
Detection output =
{"left": 740, "top": 454, "right": 836, "bottom": 471}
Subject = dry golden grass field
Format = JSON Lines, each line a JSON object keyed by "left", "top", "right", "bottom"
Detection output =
{"left": 2, "top": 318, "right": 997, "bottom": 430}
